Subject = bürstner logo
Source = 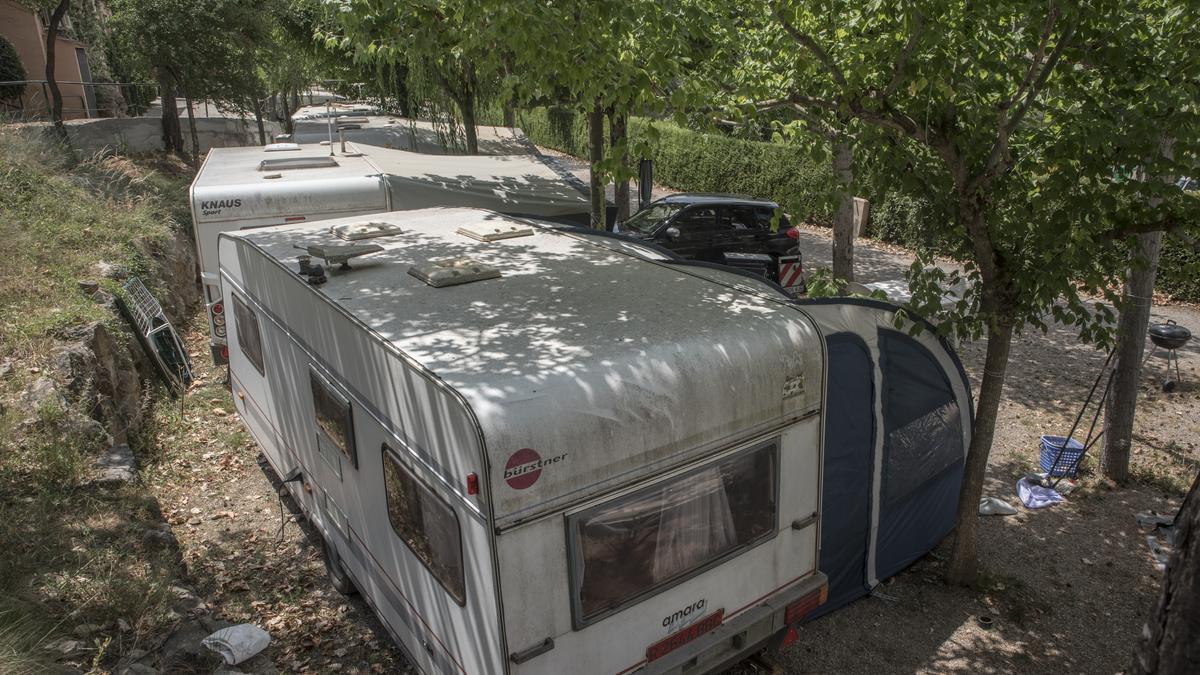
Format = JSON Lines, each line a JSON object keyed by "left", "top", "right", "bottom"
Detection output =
{"left": 503, "top": 448, "right": 566, "bottom": 490}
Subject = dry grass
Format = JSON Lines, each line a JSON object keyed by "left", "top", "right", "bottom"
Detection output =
{"left": 0, "top": 130, "right": 194, "bottom": 673}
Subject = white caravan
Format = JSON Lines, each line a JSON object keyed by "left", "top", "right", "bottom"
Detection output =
{"left": 190, "top": 142, "right": 591, "bottom": 362}
{"left": 219, "top": 207, "right": 833, "bottom": 674}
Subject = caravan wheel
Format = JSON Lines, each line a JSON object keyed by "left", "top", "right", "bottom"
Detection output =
{"left": 322, "top": 538, "right": 358, "bottom": 596}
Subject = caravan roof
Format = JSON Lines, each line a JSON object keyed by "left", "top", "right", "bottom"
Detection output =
{"left": 290, "top": 114, "right": 535, "bottom": 155}
{"left": 221, "top": 207, "right": 824, "bottom": 526}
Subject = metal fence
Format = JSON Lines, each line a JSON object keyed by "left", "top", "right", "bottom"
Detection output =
{"left": 1, "top": 80, "right": 162, "bottom": 121}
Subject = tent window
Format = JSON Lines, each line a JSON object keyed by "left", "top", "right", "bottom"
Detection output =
{"left": 309, "top": 368, "right": 357, "bottom": 470}
{"left": 879, "top": 330, "right": 962, "bottom": 505}
{"left": 382, "top": 448, "right": 465, "bottom": 605}
{"left": 568, "top": 440, "right": 777, "bottom": 626}
{"left": 231, "top": 294, "right": 264, "bottom": 375}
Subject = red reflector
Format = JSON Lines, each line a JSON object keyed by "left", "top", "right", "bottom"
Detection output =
{"left": 646, "top": 609, "right": 724, "bottom": 662}
{"left": 466, "top": 473, "right": 479, "bottom": 495}
{"left": 785, "top": 227, "right": 800, "bottom": 240}
{"left": 785, "top": 584, "right": 828, "bottom": 625}
{"left": 285, "top": 216, "right": 306, "bottom": 222}
{"left": 221, "top": 346, "right": 229, "bottom": 359}
{"left": 780, "top": 624, "right": 800, "bottom": 649}
{"left": 211, "top": 301, "right": 224, "bottom": 315}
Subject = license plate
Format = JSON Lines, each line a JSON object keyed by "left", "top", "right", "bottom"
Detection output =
{"left": 645, "top": 609, "right": 725, "bottom": 662}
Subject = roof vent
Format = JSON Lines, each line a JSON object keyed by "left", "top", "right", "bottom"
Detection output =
{"left": 331, "top": 221, "right": 403, "bottom": 241}
{"left": 259, "top": 156, "right": 339, "bottom": 171}
{"left": 456, "top": 222, "right": 534, "bottom": 242}
{"left": 265, "top": 142, "right": 301, "bottom": 152}
{"left": 408, "top": 258, "right": 501, "bottom": 288}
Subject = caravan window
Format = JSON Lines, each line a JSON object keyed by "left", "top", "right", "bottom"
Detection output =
{"left": 382, "top": 448, "right": 465, "bottom": 604}
{"left": 568, "top": 440, "right": 778, "bottom": 626}
{"left": 231, "top": 294, "right": 265, "bottom": 375}
{"left": 309, "top": 369, "right": 357, "bottom": 469}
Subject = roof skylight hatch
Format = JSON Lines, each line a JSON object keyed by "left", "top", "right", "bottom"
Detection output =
{"left": 264, "top": 142, "right": 301, "bottom": 152}
{"left": 258, "top": 156, "right": 339, "bottom": 171}
{"left": 331, "top": 221, "right": 404, "bottom": 241}
{"left": 456, "top": 222, "right": 534, "bottom": 242}
{"left": 408, "top": 258, "right": 501, "bottom": 288}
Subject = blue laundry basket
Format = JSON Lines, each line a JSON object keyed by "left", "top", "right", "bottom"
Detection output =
{"left": 1040, "top": 435, "right": 1084, "bottom": 477}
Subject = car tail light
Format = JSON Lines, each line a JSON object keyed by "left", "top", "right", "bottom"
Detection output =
{"left": 784, "top": 583, "right": 828, "bottom": 626}
{"left": 785, "top": 227, "right": 800, "bottom": 240}
{"left": 779, "top": 624, "right": 801, "bottom": 649}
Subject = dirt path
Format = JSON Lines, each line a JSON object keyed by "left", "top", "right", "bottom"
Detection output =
{"left": 147, "top": 227, "right": 1198, "bottom": 673}
{"left": 145, "top": 325, "right": 410, "bottom": 674}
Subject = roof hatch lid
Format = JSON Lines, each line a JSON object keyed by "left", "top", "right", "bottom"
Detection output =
{"left": 408, "top": 258, "right": 501, "bottom": 288}
{"left": 258, "top": 156, "right": 339, "bottom": 171}
{"left": 330, "top": 220, "right": 404, "bottom": 241}
{"left": 264, "top": 142, "right": 301, "bottom": 152}
{"left": 456, "top": 222, "right": 534, "bottom": 242}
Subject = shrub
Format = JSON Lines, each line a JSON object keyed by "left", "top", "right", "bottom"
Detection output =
{"left": 0, "top": 36, "right": 26, "bottom": 104}
{"left": 1157, "top": 235, "right": 1200, "bottom": 301}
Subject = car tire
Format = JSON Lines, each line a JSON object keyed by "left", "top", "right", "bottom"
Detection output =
{"left": 322, "top": 538, "right": 358, "bottom": 596}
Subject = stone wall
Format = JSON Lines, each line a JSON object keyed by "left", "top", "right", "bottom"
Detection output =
{"left": 17, "top": 116, "right": 282, "bottom": 154}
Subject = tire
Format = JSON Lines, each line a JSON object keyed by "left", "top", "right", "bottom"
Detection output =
{"left": 322, "top": 538, "right": 358, "bottom": 596}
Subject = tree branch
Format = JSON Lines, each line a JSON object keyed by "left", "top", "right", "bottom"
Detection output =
{"left": 882, "top": 12, "right": 926, "bottom": 97}
{"left": 771, "top": 3, "right": 848, "bottom": 87}
{"left": 969, "top": 9, "right": 1079, "bottom": 194}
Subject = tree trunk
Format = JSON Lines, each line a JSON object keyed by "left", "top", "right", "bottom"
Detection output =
{"left": 158, "top": 70, "right": 183, "bottom": 153}
{"left": 43, "top": 0, "right": 70, "bottom": 130}
{"left": 503, "top": 101, "right": 516, "bottom": 128}
{"left": 609, "top": 110, "right": 631, "bottom": 222}
{"left": 1103, "top": 230, "right": 1164, "bottom": 484}
{"left": 281, "top": 91, "right": 293, "bottom": 135}
{"left": 182, "top": 84, "right": 199, "bottom": 166}
{"left": 1130, "top": 473, "right": 1200, "bottom": 674}
{"left": 831, "top": 138, "right": 856, "bottom": 282}
{"left": 588, "top": 102, "right": 605, "bottom": 229}
{"left": 254, "top": 99, "right": 266, "bottom": 145}
{"left": 457, "top": 95, "right": 479, "bottom": 154}
{"left": 946, "top": 317, "right": 1014, "bottom": 586}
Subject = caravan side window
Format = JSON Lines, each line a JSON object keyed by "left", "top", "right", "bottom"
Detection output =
{"left": 568, "top": 440, "right": 778, "bottom": 626}
{"left": 382, "top": 448, "right": 466, "bottom": 605}
{"left": 231, "top": 294, "right": 265, "bottom": 375}
{"left": 309, "top": 369, "right": 357, "bottom": 469}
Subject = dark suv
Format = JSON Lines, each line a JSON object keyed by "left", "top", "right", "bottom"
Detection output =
{"left": 614, "top": 193, "right": 805, "bottom": 294}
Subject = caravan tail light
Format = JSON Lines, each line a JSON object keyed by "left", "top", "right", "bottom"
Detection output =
{"left": 784, "top": 583, "right": 828, "bottom": 626}
{"left": 211, "top": 301, "right": 227, "bottom": 337}
{"left": 211, "top": 301, "right": 224, "bottom": 315}
{"left": 221, "top": 346, "right": 229, "bottom": 360}
{"left": 466, "top": 473, "right": 479, "bottom": 496}
{"left": 785, "top": 227, "right": 800, "bottom": 240}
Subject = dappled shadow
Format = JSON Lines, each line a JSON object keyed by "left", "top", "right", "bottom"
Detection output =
{"left": 291, "top": 118, "right": 533, "bottom": 156}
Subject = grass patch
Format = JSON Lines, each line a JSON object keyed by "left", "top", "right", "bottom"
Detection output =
{"left": 0, "top": 130, "right": 194, "bottom": 672}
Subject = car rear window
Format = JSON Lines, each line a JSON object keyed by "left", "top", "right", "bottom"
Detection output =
{"left": 568, "top": 440, "right": 778, "bottom": 625}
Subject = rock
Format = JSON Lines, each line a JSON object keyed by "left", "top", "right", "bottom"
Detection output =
{"left": 141, "top": 528, "right": 178, "bottom": 550}
{"left": 119, "top": 664, "right": 158, "bottom": 675}
{"left": 160, "top": 620, "right": 216, "bottom": 671}
{"left": 170, "top": 585, "right": 208, "bottom": 614}
{"left": 73, "top": 623, "right": 103, "bottom": 637}
{"left": 94, "top": 443, "right": 138, "bottom": 485}
{"left": 20, "top": 377, "right": 65, "bottom": 413}
{"left": 43, "top": 637, "right": 87, "bottom": 655}
{"left": 94, "top": 261, "right": 130, "bottom": 280}
{"left": 0, "top": 358, "right": 13, "bottom": 378}
{"left": 78, "top": 279, "right": 100, "bottom": 295}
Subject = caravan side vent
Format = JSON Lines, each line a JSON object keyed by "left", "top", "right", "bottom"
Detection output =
{"left": 456, "top": 223, "right": 534, "bottom": 242}
{"left": 408, "top": 258, "right": 501, "bottom": 288}
{"left": 331, "top": 221, "right": 403, "bottom": 241}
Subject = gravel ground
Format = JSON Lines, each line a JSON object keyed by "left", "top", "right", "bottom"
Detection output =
{"left": 148, "top": 209, "right": 1198, "bottom": 674}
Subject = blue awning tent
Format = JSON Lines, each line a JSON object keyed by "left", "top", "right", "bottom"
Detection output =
{"left": 797, "top": 299, "right": 974, "bottom": 618}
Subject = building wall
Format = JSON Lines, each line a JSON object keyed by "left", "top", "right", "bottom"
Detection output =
{"left": 0, "top": 0, "right": 90, "bottom": 120}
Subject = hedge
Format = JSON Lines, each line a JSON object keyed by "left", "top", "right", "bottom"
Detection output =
{"left": 486, "top": 106, "right": 1198, "bottom": 301}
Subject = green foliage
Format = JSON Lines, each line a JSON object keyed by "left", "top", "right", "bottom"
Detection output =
{"left": 0, "top": 36, "right": 25, "bottom": 104}
{"left": 1157, "top": 236, "right": 1200, "bottom": 301}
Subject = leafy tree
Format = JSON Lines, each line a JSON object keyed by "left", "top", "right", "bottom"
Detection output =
{"left": 0, "top": 36, "right": 26, "bottom": 106}
{"left": 697, "top": 0, "right": 1199, "bottom": 584}
{"left": 111, "top": 0, "right": 271, "bottom": 158}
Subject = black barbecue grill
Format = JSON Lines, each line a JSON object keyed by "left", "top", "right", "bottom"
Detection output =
{"left": 1146, "top": 320, "right": 1191, "bottom": 391}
